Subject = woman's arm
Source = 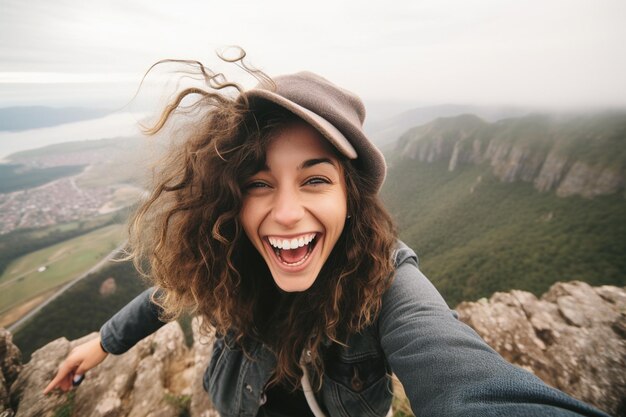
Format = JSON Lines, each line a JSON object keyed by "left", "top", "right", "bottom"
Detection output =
{"left": 378, "top": 253, "right": 610, "bottom": 417}
{"left": 99, "top": 286, "right": 167, "bottom": 354}
{"left": 44, "top": 287, "right": 166, "bottom": 393}
{"left": 43, "top": 335, "right": 108, "bottom": 393}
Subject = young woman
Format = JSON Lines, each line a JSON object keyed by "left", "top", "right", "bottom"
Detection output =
{"left": 45, "top": 59, "right": 610, "bottom": 417}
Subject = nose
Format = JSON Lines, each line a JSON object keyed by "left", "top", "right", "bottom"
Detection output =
{"left": 272, "top": 186, "right": 305, "bottom": 228}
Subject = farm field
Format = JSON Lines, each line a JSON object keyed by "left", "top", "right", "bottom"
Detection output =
{"left": 0, "top": 224, "right": 125, "bottom": 320}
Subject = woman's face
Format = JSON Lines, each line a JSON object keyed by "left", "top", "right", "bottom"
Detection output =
{"left": 240, "top": 121, "right": 348, "bottom": 292}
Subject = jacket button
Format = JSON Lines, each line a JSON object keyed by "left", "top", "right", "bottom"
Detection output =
{"left": 351, "top": 367, "right": 363, "bottom": 392}
{"left": 245, "top": 384, "right": 253, "bottom": 394}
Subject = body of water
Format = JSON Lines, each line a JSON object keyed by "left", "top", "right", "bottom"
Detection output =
{"left": 0, "top": 112, "right": 147, "bottom": 160}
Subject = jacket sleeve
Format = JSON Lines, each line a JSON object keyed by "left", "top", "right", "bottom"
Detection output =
{"left": 378, "top": 258, "right": 610, "bottom": 417}
{"left": 99, "top": 287, "right": 167, "bottom": 354}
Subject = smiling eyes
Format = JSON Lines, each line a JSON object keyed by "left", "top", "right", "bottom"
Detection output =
{"left": 244, "top": 176, "right": 332, "bottom": 191}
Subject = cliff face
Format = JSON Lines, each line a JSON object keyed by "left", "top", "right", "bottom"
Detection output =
{"left": 1, "top": 281, "right": 624, "bottom": 417}
{"left": 394, "top": 113, "right": 626, "bottom": 198}
{"left": 1, "top": 329, "right": 22, "bottom": 415}
{"left": 2, "top": 319, "right": 216, "bottom": 417}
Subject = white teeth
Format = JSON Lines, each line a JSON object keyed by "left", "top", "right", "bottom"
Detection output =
{"left": 268, "top": 233, "right": 316, "bottom": 250}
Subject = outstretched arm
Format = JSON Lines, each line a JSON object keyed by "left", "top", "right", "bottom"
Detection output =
{"left": 99, "top": 286, "right": 166, "bottom": 354}
{"left": 44, "top": 287, "right": 166, "bottom": 394}
{"left": 378, "top": 256, "right": 610, "bottom": 417}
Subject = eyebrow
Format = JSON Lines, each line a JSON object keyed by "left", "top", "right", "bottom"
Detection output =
{"left": 299, "top": 158, "right": 336, "bottom": 170}
{"left": 258, "top": 158, "right": 337, "bottom": 172}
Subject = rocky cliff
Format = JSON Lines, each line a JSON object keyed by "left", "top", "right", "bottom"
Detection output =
{"left": 1, "top": 318, "right": 216, "bottom": 417}
{"left": 457, "top": 281, "right": 626, "bottom": 417}
{"left": 1, "top": 281, "right": 624, "bottom": 417}
{"left": 394, "top": 113, "right": 626, "bottom": 198}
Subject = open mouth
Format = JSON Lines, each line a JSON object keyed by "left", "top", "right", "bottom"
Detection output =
{"left": 266, "top": 233, "right": 320, "bottom": 267}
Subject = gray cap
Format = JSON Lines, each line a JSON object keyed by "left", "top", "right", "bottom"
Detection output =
{"left": 244, "top": 71, "right": 386, "bottom": 193}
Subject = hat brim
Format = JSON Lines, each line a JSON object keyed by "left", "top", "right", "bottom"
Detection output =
{"left": 244, "top": 89, "right": 358, "bottom": 159}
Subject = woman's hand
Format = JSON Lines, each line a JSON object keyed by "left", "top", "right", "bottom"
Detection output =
{"left": 43, "top": 335, "right": 109, "bottom": 394}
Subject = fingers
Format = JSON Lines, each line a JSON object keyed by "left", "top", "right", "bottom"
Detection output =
{"left": 44, "top": 336, "right": 108, "bottom": 395}
{"left": 43, "top": 357, "right": 79, "bottom": 394}
{"left": 57, "top": 373, "right": 73, "bottom": 392}
{"left": 43, "top": 370, "right": 71, "bottom": 394}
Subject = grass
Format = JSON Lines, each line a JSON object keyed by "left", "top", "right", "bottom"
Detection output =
{"left": 0, "top": 209, "right": 127, "bottom": 278}
{"left": 164, "top": 392, "right": 192, "bottom": 417}
{"left": 0, "top": 224, "right": 125, "bottom": 315}
{"left": 52, "top": 391, "right": 75, "bottom": 417}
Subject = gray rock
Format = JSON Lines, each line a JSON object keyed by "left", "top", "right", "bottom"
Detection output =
{"left": 11, "top": 322, "right": 202, "bottom": 417}
{"left": 1, "top": 372, "right": 11, "bottom": 416}
{"left": 11, "top": 338, "right": 70, "bottom": 417}
{"left": 534, "top": 150, "right": 568, "bottom": 192}
{"left": 0, "top": 329, "right": 22, "bottom": 390}
{"left": 457, "top": 281, "right": 626, "bottom": 417}
{"left": 190, "top": 317, "right": 219, "bottom": 417}
{"left": 8, "top": 280, "right": 624, "bottom": 416}
{"left": 0, "top": 328, "right": 21, "bottom": 415}
{"left": 71, "top": 332, "right": 144, "bottom": 417}
{"left": 491, "top": 145, "right": 541, "bottom": 183}
{"left": 594, "top": 166, "right": 624, "bottom": 196}
{"left": 555, "top": 162, "right": 624, "bottom": 198}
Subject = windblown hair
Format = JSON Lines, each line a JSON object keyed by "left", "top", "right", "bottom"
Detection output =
{"left": 129, "top": 52, "right": 397, "bottom": 388}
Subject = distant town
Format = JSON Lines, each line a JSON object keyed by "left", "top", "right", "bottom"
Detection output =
{"left": 0, "top": 177, "right": 114, "bottom": 234}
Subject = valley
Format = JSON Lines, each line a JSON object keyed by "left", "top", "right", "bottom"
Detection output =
{"left": 2, "top": 109, "right": 624, "bottom": 365}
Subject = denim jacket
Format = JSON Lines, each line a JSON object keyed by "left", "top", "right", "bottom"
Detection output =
{"left": 100, "top": 242, "right": 610, "bottom": 417}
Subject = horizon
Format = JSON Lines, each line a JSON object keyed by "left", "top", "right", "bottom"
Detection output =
{"left": 1, "top": 101, "right": 625, "bottom": 161}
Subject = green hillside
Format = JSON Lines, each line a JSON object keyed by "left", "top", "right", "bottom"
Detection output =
{"left": 0, "top": 224, "right": 125, "bottom": 316}
{"left": 0, "top": 210, "right": 128, "bottom": 277}
{"left": 382, "top": 157, "right": 625, "bottom": 307}
{"left": 13, "top": 260, "right": 148, "bottom": 361}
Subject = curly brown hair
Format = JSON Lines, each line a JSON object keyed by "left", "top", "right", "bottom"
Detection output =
{"left": 128, "top": 54, "right": 398, "bottom": 388}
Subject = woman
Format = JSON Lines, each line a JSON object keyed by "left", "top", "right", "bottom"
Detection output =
{"left": 44, "top": 59, "right": 610, "bottom": 417}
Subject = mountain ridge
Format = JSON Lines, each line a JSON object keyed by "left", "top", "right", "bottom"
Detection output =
{"left": 392, "top": 112, "right": 626, "bottom": 198}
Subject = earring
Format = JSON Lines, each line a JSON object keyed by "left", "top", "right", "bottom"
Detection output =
{"left": 346, "top": 215, "right": 351, "bottom": 219}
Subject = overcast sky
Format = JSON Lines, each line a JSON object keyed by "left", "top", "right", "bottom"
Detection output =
{"left": 1, "top": 0, "right": 625, "bottom": 110}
